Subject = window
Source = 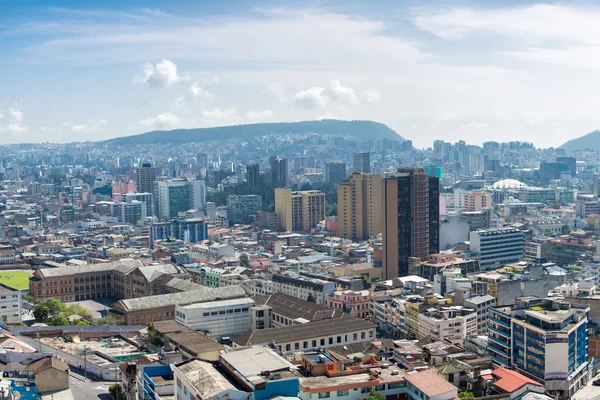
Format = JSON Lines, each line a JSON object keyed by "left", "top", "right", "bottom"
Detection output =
{"left": 328, "top": 337, "right": 333, "bottom": 345}
{"left": 337, "top": 390, "right": 349, "bottom": 397}
{"left": 318, "top": 393, "right": 330, "bottom": 399}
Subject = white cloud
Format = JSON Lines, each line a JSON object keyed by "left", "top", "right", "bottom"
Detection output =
{"left": 133, "top": 59, "right": 188, "bottom": 87}
{"left": 202, "top": 108, "right": 236, "bottom": 120}
{"left": 68, "top": 117, "right": 108, "bottom": 132}
{"left": 460, "top": 121, "right": 491, "bottom": 129}
{"left": 245, "top": 109, "right": 274, "bottom": 122}
{"left": 362, "top": 90, "right": 381, "bottom": 104}
{"left": 8, "top": 108, "right": 24, "bottom": 122}
{"left": 294, "top": 86, "right": 328, "bottom": 110}
{"left": 294, "top": 81, "right": 371, "bottom": 109}
{"left": 139, "top": 112, "right": 179, "bottom": 129}
{"left": 175, "top": 82, "right": 215, "bottom": 108}
{"left": 0, "top": 106, "right": 29, "bottom": 134}
{"left": 261, "top": 83, "right": 287, "bottom": 102}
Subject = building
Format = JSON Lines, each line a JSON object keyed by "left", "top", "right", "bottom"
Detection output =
{"left": 488, "top": 297, "right": 589, "bottom": 398}
{"left": 124, "top": 192, "right": 153, "bottom": 218}
{"left": 197, "top": 152, "right": 208, "bottom": 168}
{"left": 226, "top": 194, "right": 262, "bottom": 224}
{"left": 275, "top": 188, "right": 326, "bottom": 232}
{"left": 175, "top": 297, "right": 256, "bottom": 337}
{"left": 382, "top": 168, "right": 440, "bottom": 279}
{"left": 469, "top": 229, "right": 525, "bottom": 270}
{"left": 271, "top": 274, "right": 336, "bottom": 305}
{"left": 420, "top": 253, "right": 480, "bottom": 281}
{"left": 352, "top": 152, "right": 371, "bottom": 173}
{"left": 111, "top": 200, "right": 145, "bottom": 225}
{"left": 337, "top": 173, "right": 382, "bottom": 241}
{"left": 325, "top": 290, "right": 370, "bottom": 318}
{"left": 150, "top": 218, "right": 209, "bottom": 244}
{"left": 135, "top": 162, "right": 157, "bottom": 194}
{"left": 0, "top": 283, "right": 22, "bottom": 323}
{"left": 247, "top": 163, "right": 260, "bottom": 188}
{"left": 173, "top": 358, "right": 248, "bottom": 400}
{"left": 271, "top": 156, "right": 289, "bottom": 188}
{"left": 405, "top": 369, "right": 458, "bottom": 400}
{"left": 325, "top": 162, "right": 348, "bottom": 185}
{"left": 156, "top": 179, "right": 206, "bottom": 220}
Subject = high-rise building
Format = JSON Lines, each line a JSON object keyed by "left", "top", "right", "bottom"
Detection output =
{"left": 125, "top": 192, "right": 153, "bottom": 217}
{"left": 275, "top": 188, "right": 326, "bottom": 232}
{"left": 226, "top": 195, "right": 262, "bottom": 224}
{"left": 270, "top": 157, "right": 289, "bottom": 188}
{"left": 382, "top": 168, "right": 439, "bottom": 279}
{"left": 197, "top": 153, "right": 208, "bottom": 169}
{"left": 156, "top": 179, "right": 206, "bottom": 220}
{"left": 325, "top": 162, "right": 348, "bottom": 185}
{"left": 246, "top": 164, "right": 260, "bottom": 188}
{"left": 337, "top": 173, "right": 382, "bottom": 240}
{"left": 352, "top": 152, "right": 371, "bottom": 173}
{"left": 135, "top": 162, "right": 157, "bottom": 194}
{"left": 111, "top": 200, "right": 146, "bottom": 225}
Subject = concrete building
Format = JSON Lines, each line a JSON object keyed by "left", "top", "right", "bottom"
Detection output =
{"left": 469, "top": 229, "right": 525, "bottom": 270}
{"left": 272, "top": 274, "right": 337, "bottom": 305}
{"left": 325, "top": 290, "right": 370, "bottom": 318}
{"left": 135, "top": 162, "right": 157, "bottom": 194}
{"left": 337, "top": 173, "right": 382, "bottom": 241}
{"left": 247, "top": 163, "right": 260, "bottom": 188}
{"left": 275, "top": 188, "right": 326, "bottom": 232}
{"left": 175, "top": 297, "right": 255, "bottom": 338}
{"left": 488, "top": 297, "right": 589, "bottom": 398}
{"left": 111, "top": 200, "right": 145, "bottom": 224}
{"left": 173, "top": 358, "right": 247, "bottom": 400}
{"left": 150, "top": 218, "right": 209, "bottom": 244}
{"left": 0, "top": 283, "right": 23, "bottom": 323}
{"left": 157, "top": 179, "right": 206, "bottom": 220}
{"left": 226, "top": 194, "right": 262, "bottom": 224}
{"left": 325, "top": 162, "right": 348, "bottom": 185}
{"left": 124, "top": 192, "right": 153, "bottom": 218}
{"left": 352, "top": 152, "right": 370, "bottom": 173}
{"left": 271, "top": 156, "right": 289, "bottom": 188}
{"left": 382, "top": 168, "right": 440, "bottom": 279}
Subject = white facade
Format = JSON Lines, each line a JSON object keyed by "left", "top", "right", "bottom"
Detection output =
{"left": 416, "top": 310, "right": 477, "bottom": 344}
{"left": 175, "top": 298, "right": 255, "bottom": 338}
{"left": 0, "top": 286, "right": 22, "bottom": 323}
{"left": 469, "top": 229, "right": 525, "bottom": 270}
{"left": 190, "top": 180, "right": 206, "bottom": 210}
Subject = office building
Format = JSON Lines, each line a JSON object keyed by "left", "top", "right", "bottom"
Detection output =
{"left": 150, "top": 218, "right": 209, "bottom": 244}
{"left": 275, "top": 188, "right": 326, "bottom": 232}
{"left": 488, "top": 297, "right": 588, "bottom": 398}
{"left": 246, "top": 163, "right": 260, "bottom": 188}
{"left": 337, "top": 173, "right": 382, "bottom": 240}
{"left": 270, "top": 156, "right": 289, "bottom": 188}
{"left": 352, "top": 152, "right": 371, "bottom": 173}
{"left": 382, "top": 168, "right": 440, "bottom": 279}
{"left": 196, "top": 153, "right": 208, "bottom": 168}
{"left": 156, "top": 179, "right": 205, "bottom": 220}
{"left": 226, "top": 194, "right": 262, "bottom": 224}
{"left": 124, "top": 192, "right": 153, "bottom": 217}
{"left": 135, "top": 162, "right": 157, "bottom": 194}
{"left": 325, "top": 162, "right": 348, "bottom": 185}
{"left": 469, "top": 229, "right": 525, "bottom": 270}
{"left": 111, "top": 200, "right": 145, "bottom": 225}
{"left": 175, "top": 297, "right": 255, "bottom": 337}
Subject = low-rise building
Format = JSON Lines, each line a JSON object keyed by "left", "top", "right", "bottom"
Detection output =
{"left": 0, "top": 283, "right": 23, "bottom": 323}
{"left": 325, "top": 290, "right": 370, "bottom": 318}
{"left": 175, "top": 297, "right": 255, "bottom": 338}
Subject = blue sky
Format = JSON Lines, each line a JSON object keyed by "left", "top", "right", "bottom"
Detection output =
{"left": 2, "top": 1, "right": 600, "bottom": 147}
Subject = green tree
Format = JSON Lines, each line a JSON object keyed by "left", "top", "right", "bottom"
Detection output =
{"left": 64, "top": 304, "right": 92, "bottom": 319}
{"left": 561, "top": 224, "right": 570, "bottom": 235}
{"left": 50, "top": 314, "right": 71, "bottom": 326}
{"left": 145, "top": 323, "right": 163, "bottom": 346}
{"left": 458, "top": 391, "right": 475, "bottom": 398}
{"left": 239, "top": 253, "right": 250, "bottom": 268}
{"left": 32, "top": 305, "right": 49, "bottom": 322}
{"left": 44, "top": 298, "right": 67, "bottom": 313}
{"left": 75, "top": 319, "right": 90, "bottom": 326}
{"left": 326, "top": 204, "right": 338, "bottom": 217}
{"left": 362, "top": 389, "right": 385, "bottom": 400}
{"left": 587, "top": 217, "right": 598, "bottom": 232}
{"left": 109, "top": 383, "right": 121, "bottom": 400}
{"left": 92, "top": 315, "right": 118, "bottom": 325}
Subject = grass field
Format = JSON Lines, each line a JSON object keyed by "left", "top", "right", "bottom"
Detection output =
{"left": 0, "top": 271, "right": 32, "bottom": 290}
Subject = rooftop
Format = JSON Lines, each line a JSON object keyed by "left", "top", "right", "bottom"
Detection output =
{"left": 404, "top": 369, "right": 457, "bottom": 398}
{"left": 176, "top": 359, "right": 238, "bottom": 399}
{"left": 221, "top": 347, "right": 296, "bottom": 378}
{"left": 257, "top": 293, "right": 345, "bottom": 322}
{"left": 493, "top": 367, "right": 543, "bottom": 393}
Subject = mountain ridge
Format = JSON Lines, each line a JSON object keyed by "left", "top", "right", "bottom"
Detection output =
{"left": 561, "top": 130, "right": 600, "bottom": 150}
{"left": 102, "top": 119, "right": 405, "bottom": 146}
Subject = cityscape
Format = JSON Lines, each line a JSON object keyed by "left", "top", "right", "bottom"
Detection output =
{"left": 3, "top": 2, "right": 600, "bottom": 400}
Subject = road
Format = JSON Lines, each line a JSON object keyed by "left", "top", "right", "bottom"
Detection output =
{"left": 69, "top": 369, "right": 112, "bottom": 400}
{"left": 574, "top": 376, "right": 600, "bottom": 400}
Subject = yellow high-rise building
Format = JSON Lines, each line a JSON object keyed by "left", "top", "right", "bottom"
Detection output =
{"left": 275, "top": 188, "right": 326, "bottom": 232}
{"left": 337, "top": 173, "right": 382, "bottom": 240}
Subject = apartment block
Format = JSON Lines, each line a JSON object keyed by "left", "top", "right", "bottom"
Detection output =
{"left": 337, "top": 173, "right": 382, "bottom": 241}
{"left": 275, "top": 188, "right": 326, "bottom": 232}
{"left": 469, "top": 229, "right": 525, "bottom": 270}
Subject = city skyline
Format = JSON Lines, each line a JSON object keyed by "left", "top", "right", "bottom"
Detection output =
{"left": 2, "top": 1, "right": 600, "bottom": 147}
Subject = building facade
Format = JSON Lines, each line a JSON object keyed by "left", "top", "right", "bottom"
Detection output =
{"left": 337, "top": 173, "right": 382, "bottom": 241}
{"left": 352, "top": 152, "right": 371, "bottom": 173}
{"left": 469, "top": 229, "right": 525, "bottom": 270}
{"left": 275, "top": 188, "right": 326, "bottom": 232}
{"left": 227, "top": 194, "right": 262, "bottom": 224}
{"left": 175, "top": 297, "right": 255, "bottom": 337}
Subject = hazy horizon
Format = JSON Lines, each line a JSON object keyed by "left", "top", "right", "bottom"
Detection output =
{"left": 2, "top": 1, "right": 600, "bottom": 148}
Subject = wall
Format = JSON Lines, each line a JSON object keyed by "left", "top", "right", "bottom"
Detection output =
{"left": 35, "top": 368, "right": 69, "bottom": 394}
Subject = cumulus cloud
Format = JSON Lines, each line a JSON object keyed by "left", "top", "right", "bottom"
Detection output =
{"left": 245, "top": 109, "right": 274, "bottom": 122}
{"left": 362, "top": 90, "right": 381, "bottom": 103}
{"left": 294, "top": 80, "right": 373, "bottom": 109}
{"left": 8, "top": 108, "right": 24, "bottom": 122}
{"left": 132, "top": 59, "right": 188, "bottom": 87}
{"left": 202, "top": 108, "right": 236, "bottom": 120}
{"left": 140, "top": 112, "right": 179, "bottom": 129}
{"left": 0, "top": 106, "right": 28, "bottom": 134}
{"left": 175, "top": 82, "right": 215, "bottom": 108}
{"left": 261, "top": 83, "right": 287, "bottom": 101}
{"left": 68, "top": 117, "right": 108, "bottom": 132}
{"left": 294, "top": 86, "right": 328, "bottom": 109}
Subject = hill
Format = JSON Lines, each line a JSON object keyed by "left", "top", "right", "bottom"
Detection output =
{"left": 561, "top": 130, "right": 600, "bottom": 151}
{"left": 103, "top": 119, "right": 404, "bottom": 146}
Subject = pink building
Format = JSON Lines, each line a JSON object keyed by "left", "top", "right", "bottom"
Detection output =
{"left": 325, "top": 289, "right": 370, "bottom": 318}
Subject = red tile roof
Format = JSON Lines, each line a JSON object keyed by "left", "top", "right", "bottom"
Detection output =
{"left": 493, "top": 367, "right": 543, "bottom": 393}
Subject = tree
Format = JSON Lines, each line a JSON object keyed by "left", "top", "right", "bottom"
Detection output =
{"left": 44, "top": 298, "right": 67, "bottom": 313}
{"left": 32, "top": 305, "right": 49, "bottom": 322}
{"left": 326, "top": 204, "right": 338, "bottom": 217}
{"left": 109, "top": 383, "right": 121, "bottom": 400}
{"left": 561, "top": 224, "right": 570, "bottom": 235}
{"left": 145, "top": 323, "right": 163, "bottom": 346}
{"left": 50, "top": 314, "right": 71, "bottom": 326}
{"left": 92, "top": 315, "right": 118, "bottom": 325}
{"left": 65, "top": 304, "right": 92, "bottom": 319}
{"left": 362, "top": 389, "right": 385, "bottom": 400}
{"left": 239, "top": 253, "right": 250, "bottom": 268}
{"left": 587, "top": 217, "right": 598, "bottom": 232}
{"left": 458, "top": 391, "right": 475, "bottom": 398}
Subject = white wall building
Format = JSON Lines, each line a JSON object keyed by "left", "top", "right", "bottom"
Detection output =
{"left": 0, "top": 284, "right": 22, "bottom": 323}
{"left": 175, "top": 298, "right": 255, "bottom": 338}
{"left": 469, "top": 229, "right": 525, "bottom": 270}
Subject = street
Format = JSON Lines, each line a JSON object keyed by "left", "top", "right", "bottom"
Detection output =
{"left": 69, "top": 369, "right": 112, "bottom": 400}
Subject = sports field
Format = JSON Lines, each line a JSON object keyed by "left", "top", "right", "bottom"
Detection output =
{"left": 0, "top": 271, "right": 32, "bottom": 290}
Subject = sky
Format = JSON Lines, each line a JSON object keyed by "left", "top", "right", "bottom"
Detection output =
{"left": 1, "top": 1, "right": 600, "bottom": 148}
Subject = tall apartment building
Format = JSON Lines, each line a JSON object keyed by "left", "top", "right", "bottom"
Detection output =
{"left": 325, "top": 162, "right": 348, "bottom": 185}
{"left": 124, "top": 192, "right": 153, "bottom": 217}
{"left": 246, "top": 164, "right": 260, "bottom": 188}
{"left": 337, "top": 173, "right": 382, "bottom": 240}
{"left": 270, "top": 157, "right": 289, "bottom": 188}
{"left": 156, "top": 179, "right": 206, "bottom": 220}
{"left": 352, "top": 152, "right": 371, "bottom": 173}
{"left": 469, "top": 228, "right": 525, "bottom": 270}
{"left": 488, "top": 297, "right": 588, "bottom": 398}
{"left": 275, "top": 188, "right": 325, "bottom": 232}
{"left": 135, "top": 162, "right": 157, "bottom": 194}
{"left": 382, "top": 168, "right": 439, "bottom": 279}
{"left": 226, "top": 194, "right": 262, "bottom": 224}
{"left": 150, "top": 218, "right": 209, "bottom": 244}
